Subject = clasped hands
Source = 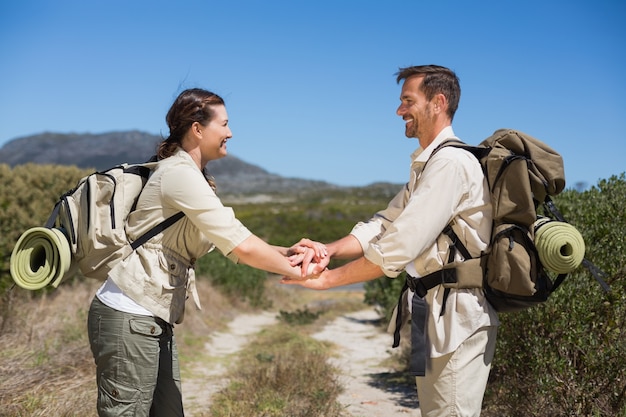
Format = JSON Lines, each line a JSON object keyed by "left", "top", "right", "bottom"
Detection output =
{"left": 282, "top": 238, "right": 329, "bottom": 285}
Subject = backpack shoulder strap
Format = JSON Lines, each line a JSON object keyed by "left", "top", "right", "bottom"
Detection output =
{"left": 431, "top": 139, "right": 490, "bottom": 161}
{"left": 410, "top": 140, "right": 490, "bottom": 306}
{"left": 428, "top": 139, "right": 488, "bottom": 260}
{"left": 130, "top": 211, "right": 185, "bottom": 250}
{"left": 128, "top": 156, "right": 185, "bottom": 250}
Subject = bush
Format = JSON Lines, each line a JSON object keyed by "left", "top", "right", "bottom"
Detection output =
{"left": 278, "top": 308, "right": 323, "bottom": 325}
{"left": 211, "top": 194, "right": 390, "bottom": 306}
{"left": 361, "top": 174, "right": 626, "bottom": 416}
{"left": 363, "top": 272, "right": 407, "bottom": 322}
{"left": 231, "top": 195, "right": 389, "bottom": 249}
{"left": 0, "top": 164, "right": 89, "bottom": 290}
{"left": 483, "top": 174, "right": 626, "bottom": 416}
{"left": 195, "top": 250, "right": 269, "bottom": 308}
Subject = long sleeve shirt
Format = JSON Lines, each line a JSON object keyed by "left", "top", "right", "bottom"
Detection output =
{"left": 350, "top": 126, "right": 499, "bottom": 357}
{"left": 107, "top": 149, "right": 252, "bottom": 324}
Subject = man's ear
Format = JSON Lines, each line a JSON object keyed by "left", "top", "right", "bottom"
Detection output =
{"left": 433, "top": 93, "right": 447, "bottom": 114}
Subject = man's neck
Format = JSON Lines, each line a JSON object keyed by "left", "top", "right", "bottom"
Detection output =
{"left": 418, "top": 122, "right": 452, "bottom": 149}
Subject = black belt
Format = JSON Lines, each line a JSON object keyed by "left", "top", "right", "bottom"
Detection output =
{"left": 393, "top": 224, "right": 464, "bottom": 376}
{"left": 393, "top": 270, "right": 454, "bottom": 377}
{"left": 393, "top": 269, "right": 454, "bottom": 347}
{"left": 155, "top": 316, "right": 174, "bottom": 338}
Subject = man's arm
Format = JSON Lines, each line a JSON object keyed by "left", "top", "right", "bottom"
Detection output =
{"left": 281, "top": 256, "right": 384, "bottom": 290}
{"left": 326, "top": 235, "right": 363, "bottom": 259}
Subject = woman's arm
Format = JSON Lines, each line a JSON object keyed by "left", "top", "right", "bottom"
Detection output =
{"left": 232, "top": 235, "right": 306, "bottom": 280}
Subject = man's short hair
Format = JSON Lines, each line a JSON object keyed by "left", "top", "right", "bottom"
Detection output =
{"left": 396, "top": 65, "right": 461, "bottom": 120}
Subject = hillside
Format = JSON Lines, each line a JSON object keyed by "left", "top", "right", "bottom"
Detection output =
{"left": 0, "top": 131, "right": 353, "bottom": 195}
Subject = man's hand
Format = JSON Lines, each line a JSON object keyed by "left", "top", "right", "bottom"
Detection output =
{"left": 287, "top": 238, "right": 330, "bottom": 277}
{"left": 281, "top": 269, "right": 332, "bottom": 290}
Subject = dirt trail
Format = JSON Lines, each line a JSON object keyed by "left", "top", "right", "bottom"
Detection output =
{"left": 181, "top": 307, "right": 420, "bottom": 417}
{"left": 181, "top": 311, "right": 279, "bottom": 415}
{"left": 312, "top": 308, "right": 420, "bottom": 417}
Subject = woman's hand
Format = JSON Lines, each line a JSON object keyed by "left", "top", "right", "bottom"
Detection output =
{"left": 287, "top": 238, "right": 330, "bottom": 277}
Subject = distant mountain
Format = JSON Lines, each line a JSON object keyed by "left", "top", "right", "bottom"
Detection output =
{"left": 0, "top": 131, "right": 344, "bottom": 195}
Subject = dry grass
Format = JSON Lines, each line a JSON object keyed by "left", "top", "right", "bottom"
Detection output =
{"left": 263, "top": 276, "right": 369, "bottom": 329}
{"left": 204, "top": 279, "right": 374, "bottom": 417}
{"left": 0, "top": 281, "right": 99, "bottom": 417}
{"left": 0, "top": 276, "right": 371, "bottom": 417}
{"left": 0, "top": 277, "right": 260, "bottom": 417}
{"left": 208, "top": 326, "right": 345, "bottom": 417}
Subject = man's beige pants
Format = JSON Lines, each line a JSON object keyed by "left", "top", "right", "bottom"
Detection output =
{"left": 415, "top": 325, "right": 497, "bottom": 417}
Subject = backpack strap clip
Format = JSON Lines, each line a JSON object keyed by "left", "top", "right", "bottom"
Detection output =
{"left": 406, "top": 271, "right": 457, "bottom": 298}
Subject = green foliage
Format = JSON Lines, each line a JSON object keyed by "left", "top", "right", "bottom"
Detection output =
{"left": 278, "top": 308, "right": 323, "bottom": 325}
{"left": 483, "top": 174, "right": 626, "bottom": 416}
{"left": 195, "top": 250, "right": 269, "bottom": 308}
{"left": 363, "top": 272, "right": 407, "bottom": 322}
{"left": 0, "top": 164, "right": 90, "bottom": 294}
{"left": 196, "top": 191, "right": 390, "bottom": 307}
{"left": 230, "top": 193, "right": 390, "bottom": 247}
{"left": 6, "top": 163, "right": 623, "bottom": 415}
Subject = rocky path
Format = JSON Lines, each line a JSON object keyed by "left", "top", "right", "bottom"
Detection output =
{"left": 181, "top": 307, "right": 420, "bottom": 417}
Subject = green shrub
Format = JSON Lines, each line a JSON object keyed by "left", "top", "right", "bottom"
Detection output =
{"left": 481, "top": 174, "right": 626, "bottom": 416}
{"left": 231, "top": 196, "right": 389, "bottom": 248}
{"left": 278, "top": 308, "right": 323, "bottom": 325}
{"left": 361, "top": 174, "right": 626, "bottom": 416}
{"left": 363, "top": 272, "right": 407, "bottom": 322}
{"left": 195, "top": 250, "right": 269, "bottom": 308}
{"left": 0, "top": 164, "right": 90, "bottom": 294}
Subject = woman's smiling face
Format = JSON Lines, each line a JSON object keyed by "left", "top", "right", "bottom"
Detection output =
{"left": 199, "top": 104, "right": 232, "bottom": 161}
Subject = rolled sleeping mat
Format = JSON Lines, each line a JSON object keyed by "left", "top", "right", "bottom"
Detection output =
{"left": 10, "top": 227, "right": 73, "bottom": 290}
{"left": 534, "top": 218, "right": 585, "bottom": 274}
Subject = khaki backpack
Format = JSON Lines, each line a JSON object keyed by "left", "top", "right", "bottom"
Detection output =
{"left": 402, "top": 129, "right": 609, "bottom": 313}
{"left": 44, "top": 159, "right": 184, "bottom": 281}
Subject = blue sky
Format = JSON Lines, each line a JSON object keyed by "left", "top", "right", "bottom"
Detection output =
{"left": 1, "top": 0, "right": 624, "bottom": 187}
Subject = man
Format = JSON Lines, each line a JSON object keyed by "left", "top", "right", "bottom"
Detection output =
{"left": 283, "top": 65, "right": 499, "bottom": 416}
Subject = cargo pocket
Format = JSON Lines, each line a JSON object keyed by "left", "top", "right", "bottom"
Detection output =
{"left": 129, "top": 318, "right": 164, "bottom": 337}
{"left": 97, "top": 373, "right": 141, "bottom": 416}
{"left": 127, "top": 318, "right": 163, "bottom": 365}
{"left": 158, "top": 252, "right": 187, "bottom": 291}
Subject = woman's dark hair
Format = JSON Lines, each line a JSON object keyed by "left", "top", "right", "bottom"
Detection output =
{"left": 158, "top": 88, "right": 225, "bottom": 190}
{"left": 395, "top": 65, "right": 461, "bottom": 121}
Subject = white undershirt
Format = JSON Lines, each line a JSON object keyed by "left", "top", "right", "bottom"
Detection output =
{"left": 96, "top": 277, "right": 153, "bottom": 316}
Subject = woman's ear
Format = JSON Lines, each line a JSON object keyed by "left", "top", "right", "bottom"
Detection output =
{"left": 191, "top": 121, "right": 203, "bottom": 138}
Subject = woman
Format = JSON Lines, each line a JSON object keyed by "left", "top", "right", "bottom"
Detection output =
{"left": 87, "top": 88, "right": 316, "bottom": 416}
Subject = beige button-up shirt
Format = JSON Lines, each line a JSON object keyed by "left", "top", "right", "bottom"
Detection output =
{"left": 109, "top": 149, "right": 252, "bottom": 324}
{"left": 351, "top": 126, "right": 499, "bottom": 357}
